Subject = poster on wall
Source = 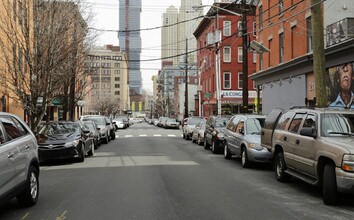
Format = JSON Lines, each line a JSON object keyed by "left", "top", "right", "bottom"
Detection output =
{"left": 327, "top": 62, "right": 354, "bottom": 109}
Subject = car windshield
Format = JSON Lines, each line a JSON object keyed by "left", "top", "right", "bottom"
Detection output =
{"left": 215, "top": 118, "right": 227, "bottom": 127}
{"left": 321, "top": 113, "right": 354, "bottom": 137}
{"left": 167, "top": 118, "right": 176, "bottom": 122}
{"left": 38, "top": 122, "right": 79, "bottom": 136}
{"left": 84, "top": 117, "right": 105, "bottom": 126}
{"left": 84, "top": 122, "right": 95, "bottom": 130}
{"left": 246, "top": 118, "right": 264, "bottom": 135}
{"left": 187, "top": 118, "right": 202, "bottom": 125}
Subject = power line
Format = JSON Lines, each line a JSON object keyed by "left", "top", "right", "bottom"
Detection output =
{"left": 89, "top": 15, "right": 204, "bottom": 33}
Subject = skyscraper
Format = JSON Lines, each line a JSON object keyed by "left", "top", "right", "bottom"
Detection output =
{"left": 118, "top": 0, "right": 142, "bottom": 94}
{"left": 161, "top": 0, "right": 202, "bottom": 66}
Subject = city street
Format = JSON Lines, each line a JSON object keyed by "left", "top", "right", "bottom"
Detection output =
{"left": 1, "top": 122, "right": 354, "bottom": 220}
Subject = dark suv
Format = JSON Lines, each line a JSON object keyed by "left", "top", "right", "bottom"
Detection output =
{"left": 204, "top": 116, "right": 229, "bottom": 153}
{"left": 0, "top": 113, "right": 40, "bottom": 207}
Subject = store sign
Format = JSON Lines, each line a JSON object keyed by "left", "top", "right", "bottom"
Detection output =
{"left": 221, "top": 90, "right": 258, "bottom": 98}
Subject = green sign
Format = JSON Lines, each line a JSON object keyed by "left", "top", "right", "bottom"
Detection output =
{"left": 205, "top": 93, "right": 211, "bottom": 99}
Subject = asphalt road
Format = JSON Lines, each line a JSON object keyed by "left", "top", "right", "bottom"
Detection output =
{"left": 1, "top": 122, "right": 354, "bottom": 220}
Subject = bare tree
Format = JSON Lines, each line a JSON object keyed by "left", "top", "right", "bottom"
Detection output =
{"left": 93, "top": 98, "right": 120, "bottom": 116}
{"left": 0, "top": 0, "right": 94, "bottom": 130}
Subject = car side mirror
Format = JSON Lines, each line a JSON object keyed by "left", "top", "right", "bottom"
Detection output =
{"left": 239, "top": 128, "right": 244, "bottom": 135}
{"left": 300, "top": 127, "right": 317, "bottom": 138}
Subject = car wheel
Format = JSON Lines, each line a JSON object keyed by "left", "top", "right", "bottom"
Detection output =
{"left": 241, "top": 147, "right": 250, "bottom": 168}
{"left": 77, "top": 144, "right": 85, "bottom": 162}
{"left": 183, "top": 133, "right": 186, "bottom": 139}
{"left": 111, "top": 132, "right": 116, "bottom": 140}
{"left": 204, "top": 137, "right": 210, "bottom": 149}
{"left": 323, "top": 164, "right": 338, "bottom": 205}
{"left": 211, "top": 140, "right": 218, "bottom": 154}
{"left": 17, "top": 166, "right": 39, "bottom": 207}
{"left": 197, "top": 136, "right": 202, "bottom": 145}
{"left": 88, "top": 141, "right": 94, "bottom": 156}
{"left": 104, "top": 134, "right": 109, "bottom": 144}
{"left": 275, "top": 152, "right": 290, "bottom": 182}
{"left": 224, "top": 143, "right": 232, "bottom": 159}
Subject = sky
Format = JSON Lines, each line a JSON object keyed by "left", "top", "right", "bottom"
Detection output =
{"left": 86, "top": 0, "right": 213, "bottom": 94}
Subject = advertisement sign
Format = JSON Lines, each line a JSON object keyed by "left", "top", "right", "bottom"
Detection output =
{"left": 221, "top": 90, "right": 258, "bottom": 98}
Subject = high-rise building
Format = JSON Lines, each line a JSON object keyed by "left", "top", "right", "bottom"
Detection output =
{"left": 161, "top": 6, "right": 179, "bottom": 65}
{"left": 178, "top": 0, "right": 203, "bottom": 64}
{"left": 161, "top": 0, "right": 202, "bottom": 66}
{"left": 118, "top": 0, "right": 142, "bottom": 94}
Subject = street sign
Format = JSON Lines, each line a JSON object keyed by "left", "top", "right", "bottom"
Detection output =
{"left": 205, "top": 93, "right": 211, "bottom": 99}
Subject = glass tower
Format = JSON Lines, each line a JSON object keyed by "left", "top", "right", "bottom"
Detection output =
{"left": 118, "top": 0, "right": 142, "bottom": 94}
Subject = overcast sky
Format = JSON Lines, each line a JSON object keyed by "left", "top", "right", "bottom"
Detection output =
{"left": 87, "top": 0, "right": 213, "bottom": 93}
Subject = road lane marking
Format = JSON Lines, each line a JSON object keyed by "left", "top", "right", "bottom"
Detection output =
{"left": 139, "top": 134, "right": 147, "bottom": 137}
{"left": 41, "top": 156, "right": 199, "bottom": 170}
{"left": 153, "top": 134, "right": 162, "bottom": 136}
{"left": 125, "top": 135, "right": 133, "bottom": 138}
{"left": 21, "top": 213, "right": 29, "bottom": 220}
{"left": 168, "top": 135, "right": 176, "bottom": 137}
{"left": 56, "top": 210, "right": 67, "bottom": 220}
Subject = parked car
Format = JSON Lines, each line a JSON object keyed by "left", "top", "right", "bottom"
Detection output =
{"left": 113, "top": 115, "right": 129, "bottom": 129}
{"left": 83, "top": 120, "right": 101, "bottom": 149}
{"left": 0, "top": 113, "right": 40, "bottom": 207}
{"left": 223, "top": 114, "right": 271, "bottom": 168}
{"left": 183, "top": 116, "right": 204, "bottom": 140}
{"left": 157, "top": 117, "right": 168, "bottom": 127}
{"left": 164, "top": 118, "right": 179, "bottom": 129}
{"left": 36, "top": 121, "right": 94, "bottom": 162}
{"left": 262, "top": 107, "right": 354, "bottom": 205}
{"left": 81, "top": 116, "right": 110, "bottom": 144}
{"left": 105, "top": 117, "right": 116, "bottom": 140}
{"left": 204, "top": 116, "right": 229, "bottom": 153}
{"left": 191, "top": 120, "right": 207, "bottom": 145}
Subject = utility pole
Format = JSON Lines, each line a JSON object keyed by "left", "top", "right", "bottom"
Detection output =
{"left": 311, "top": 0, "right": 327, "bottom": 107}
{"left": 241, "top": 0, "right": 249, "bottom": 113}
{"left": 184, "top": 38, "right": 189, "bottom": 119}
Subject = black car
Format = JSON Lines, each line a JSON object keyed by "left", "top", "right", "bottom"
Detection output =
{"left": 204, "top": 116, "right": 229, "bottom": 154}
{"left": 83, "top": 120, "right": 101, "bottom": 149}
{"left": 36, "top": 121, "right": 94, "bottom": 162}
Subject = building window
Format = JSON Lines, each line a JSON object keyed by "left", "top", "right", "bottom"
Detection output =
{"left": 237, "top": 21, "right": 242, "bottom": 37}
{"left": 279, "top": 0, "right": 284, "bottom": 15}
{"left": 306, "top": 17, "right": 313, "bottom": 53}
{"left": 115, "top": 91, "right": 120, "bottom": 95}
{"left": 291, "top": 26, "right": 295, "bottom": 59}
{"left": 268, "top": 39, "right": 272, "bottom": 67}
{"left": 253, "top": 51, "right": 257, "bottom": 64}
{"left": 279, "top": 33, "right": 284, "bottom": 63}
{"left": 223, "top": 46, "right": 231, "bottom": 62}
{"left": 115, "top": 77, "right": 120, "bottom": 81}
{"left": 115, "top": 84, "right": 120, "bottom": 88}
{"left": 259, "top": 52, "right": 263, "bottom": 70}
{"left": 238, "top": 47, "right": 243, "bottom": 63}
{"left": 253, "top": 22, "right": 257, "bottom": 36}
{"left": 223, "top": 21, "right": 231, "bottom": 36}
{"left": 259, "top": 5, "right": 263, "bottom": 29}
{"left": 224, "top": 72, "right": 231, "bottom": 89}
{"left": 115, "top": 70, "right": 120, "bottom": 74}
{"left": 238, "top": 72, "right": 243, "bottom": 89}
{"left": 114, "top": 63, "right": 120, "bottom": 68}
